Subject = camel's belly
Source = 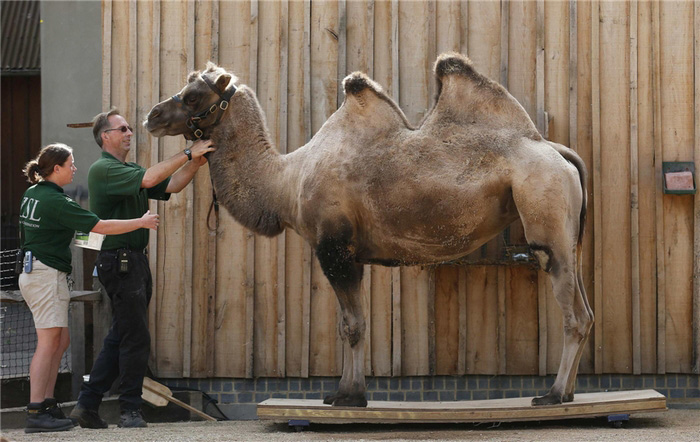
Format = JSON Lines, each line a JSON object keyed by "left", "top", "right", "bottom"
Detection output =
{"left": 355, "top": 206, "right": 519, "bottom": 265}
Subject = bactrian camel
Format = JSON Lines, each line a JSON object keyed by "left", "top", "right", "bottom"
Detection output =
{"left": 145, "top": 52, "right": 592, "bottom": 407}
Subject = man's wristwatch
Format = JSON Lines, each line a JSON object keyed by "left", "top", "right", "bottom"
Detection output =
{"left": 184, "top": 148, "right": 192, "bottom": 161}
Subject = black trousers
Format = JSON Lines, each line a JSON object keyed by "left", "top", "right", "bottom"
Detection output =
{"left": 77, "top": 249, "right": 151, "bottom": 412}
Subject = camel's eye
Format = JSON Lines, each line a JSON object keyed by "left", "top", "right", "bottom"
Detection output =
{"left": 184, "top": 93, "right": 198, "bottom": 105}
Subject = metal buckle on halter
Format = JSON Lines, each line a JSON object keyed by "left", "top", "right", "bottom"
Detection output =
{"left": 209, "top": 103, "right": 218, "bottom": 114}
{"left": 191, "top": 116, "right": 202, "bottom": 122}
{"left": 194, "top": 129, "right": 203, "bottom": 139}
{"left": 220, "top": 101, "right": 229, "bottom": 111}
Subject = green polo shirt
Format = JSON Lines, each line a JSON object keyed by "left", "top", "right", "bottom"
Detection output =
{"left": 88, "top": 151, "right": 171, "bottom": 251}
{"left": 19, "top": 181, "right": 101, "bottom": 273}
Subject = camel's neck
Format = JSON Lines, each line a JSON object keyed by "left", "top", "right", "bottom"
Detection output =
{"left": 207, "top": 87, "right": 295, "bottom": 237}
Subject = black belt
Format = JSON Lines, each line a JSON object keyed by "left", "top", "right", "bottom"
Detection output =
{"left": 101, "top": 248, "right": 147, "bottom": 255}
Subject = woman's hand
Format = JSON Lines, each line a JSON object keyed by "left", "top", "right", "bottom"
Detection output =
{"left": 141, "top": 210, "right": 160, "bottom": 230}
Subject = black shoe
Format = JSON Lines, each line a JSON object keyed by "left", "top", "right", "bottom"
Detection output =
{"left": 69, "top": 403, "right": 108, "bottom": 429}
{"left": 25, "top": 403, "right": 73, "bottom": 434}
{"left": 118, "top": 409, "right": 147, "bottom": 428}
{"left": 44, "top": 398, "right": 78, "bottom": 426}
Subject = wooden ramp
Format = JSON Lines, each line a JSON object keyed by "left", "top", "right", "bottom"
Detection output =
{"left": 257, "top": 390, "right": 666, "bottom": 424}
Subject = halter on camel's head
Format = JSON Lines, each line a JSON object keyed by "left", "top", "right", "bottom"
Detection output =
{"left": 145, "top": 62, "right": 237, "bottom": 141}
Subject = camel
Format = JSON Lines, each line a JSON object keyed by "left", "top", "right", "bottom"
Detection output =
{"left": 145, "top": 52, "right": 593, "bottom": 408}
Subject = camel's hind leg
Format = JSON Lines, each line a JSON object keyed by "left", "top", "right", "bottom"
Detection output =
{"left": 316, "top": 225, "right": 367, "bottom": 407}
{"left": 514, "top": 176, "right": 592, "bottom": 406}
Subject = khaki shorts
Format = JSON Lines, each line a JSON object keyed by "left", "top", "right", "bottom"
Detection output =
{"left": 18, "top": 259, "right": 70, "bottom": 329}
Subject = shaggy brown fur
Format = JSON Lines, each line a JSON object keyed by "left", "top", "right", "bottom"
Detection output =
{"left": 145, "top": 52, "right": 593, "bottom": 408}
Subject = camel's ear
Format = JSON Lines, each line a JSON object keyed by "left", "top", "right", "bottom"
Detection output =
{"left": 215, "top": 73, "right": 232, "bottom": 92}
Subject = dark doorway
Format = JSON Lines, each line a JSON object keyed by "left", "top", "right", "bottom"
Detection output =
{"left": 1, "top": 74, "right": 41, "bottom": 252}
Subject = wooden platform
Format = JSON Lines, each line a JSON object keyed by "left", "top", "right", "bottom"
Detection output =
{"left": 257, "top": 390, "right": 666, "bottom": 424}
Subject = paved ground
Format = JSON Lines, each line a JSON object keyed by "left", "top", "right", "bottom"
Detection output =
{"left": 1, "top": 409, "right": 699, "bottom": 442}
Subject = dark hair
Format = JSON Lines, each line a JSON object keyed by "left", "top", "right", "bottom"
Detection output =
{"left": 92, "top": 108, "right": 121, "bottom": 147}
{"left": 23, "top": 143, "right": 73, "bottom": 184}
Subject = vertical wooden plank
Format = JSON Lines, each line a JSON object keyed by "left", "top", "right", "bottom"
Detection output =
{"left": 600, "top": 0, "right": 631, "bottom": 374}
{"left": 506, "top": 0, "right": 539, "bottom": 376}
{"left": 545, "top": 0, "right": 569, "bottom": 375}
{"left": 629, "top": 0, "right": 641, "bottom": 375}
{"left": 575, "top": 0, "right": 595, "bottom": 375}
{"left": 398, "top": 0, "right": 432, "bottom": 376}
{"left": 651, "top": 0, "right": 666, "bottom": 375}
{"left": 500, "top": 0, "right": 509, "bottom": 88}
{"left": 391, "top": 265, "right": 402, "bottom": 376}
{"left": 370, "top": 0, "right": 392, "bottom": 378}
{"left": 214, "top": 0, "right": 253, "bottom": 378}
{"left": 569, "top": 0, "right": 577, "bottom": 152}
{"left": 457, "top": 266, "right": 467, "bottom": 374}
{"left": 301, "top": 0, "right": 312, "bottom": 378}
{"left": 346, "top": 0, "right": 374, "bottom": 374}
{"left": 277, "top": 0, "right": 289, "bottom": 379}
{"left": 254, "top": 0, "right": 283, "bottom": 377}
{"left": 694, "top": 0, "right": 700, "bottom": 375}
{"left": 535, "top": 0, "right": 548, "bottom": 375}
{"left": 436, "top": 0, "right": 460, "bottom": 54}
{"left": 535, "top": 0, "right": 545, "bottom": 135}
{"left": 285, "top": 0, "right": 310, "bottom": 378}
{"left": 498, "top": 266, "right": 507, "bottom": 375}
{"left": 435, "top": 266, "right": 459, "bottom": 375}
{"left": 156, "top": 0, "right": 189, "bottom": 377}
{"left": 189, "top": 0, "right": 218, "bottom": 378}
{"left": 146, "top": 0, "right": 160, "bottom": 373}
{"left": 390, "top": 0, "right": 401, "bottom": 378}
{"left": 506, "top": 268, "right": 539, "bottom": 374}
{"left": 660, "top": 0, "right": 694, "bottom": 374}
{"left": 537, "top": 271, "right": 547, "bottom": 376}
{"left": 309, "top": 0, "right": 340, "bottom": 376}
{"left": 591, "top": 0, "right": 603, "bottom": 375}
{"left": 465, "top": 267, "right": 499, "bottom": 374}
{"left": 102, "top": 0, "right": 112, "bottom": 111}
{"left": 180, "top": 0, "right": 195, "bottom": 379}
{"left": 636, "top": 0, "right": 657, "bottom": 374}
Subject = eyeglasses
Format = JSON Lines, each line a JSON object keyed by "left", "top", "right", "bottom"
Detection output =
{"left": 104, "top": 125, "right": 133, "bottom": 133}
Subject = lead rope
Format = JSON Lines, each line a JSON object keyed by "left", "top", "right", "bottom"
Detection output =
{"left": 205, "top": 152, "right": 219, "bottom": 232}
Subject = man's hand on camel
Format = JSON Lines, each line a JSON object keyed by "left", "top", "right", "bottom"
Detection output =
{"left": 189, "top": 139, "right": 216, "bottom": 164}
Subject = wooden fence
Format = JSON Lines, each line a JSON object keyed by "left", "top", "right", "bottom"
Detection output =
{"left": 100, "top": 0, "right": 700, "bottom": 379}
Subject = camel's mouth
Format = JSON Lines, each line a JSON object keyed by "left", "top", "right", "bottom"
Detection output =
{"left": 143, "top": 120, "right": 167, "bottom": 138}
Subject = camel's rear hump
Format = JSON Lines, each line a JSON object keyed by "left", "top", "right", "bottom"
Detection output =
{"left": 431, "top": 52, "right": 541, "bottom": 141}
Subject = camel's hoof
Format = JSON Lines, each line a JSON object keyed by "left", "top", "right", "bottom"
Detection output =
{"left": 562, "top": 392, "right": 574, "bottom": 403}
{"left": 332, "top": 394, "right": 368, "bottom": 408}
{"left": 323, "top": 394, "right": 338, "bottom": 405}
{"left": 531, "top": 392, "right": 563, "bottom": 406}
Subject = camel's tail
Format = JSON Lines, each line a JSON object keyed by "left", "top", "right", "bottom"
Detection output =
{"left": 551, "top": 144, "right": 588, "bottom": 246}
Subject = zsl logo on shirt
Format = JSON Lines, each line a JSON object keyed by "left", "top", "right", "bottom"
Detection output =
{"left": 20, "top": 197, "right": 42, "bottom": 228}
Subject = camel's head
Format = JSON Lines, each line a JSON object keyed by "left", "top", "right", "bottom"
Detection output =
{"left": 144, "top": 62, "right": 238, "bottom": 140}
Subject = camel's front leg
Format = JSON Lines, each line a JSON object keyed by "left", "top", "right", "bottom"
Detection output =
{"left": 316, "top": 229, "right": 367, "bottom": 407}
